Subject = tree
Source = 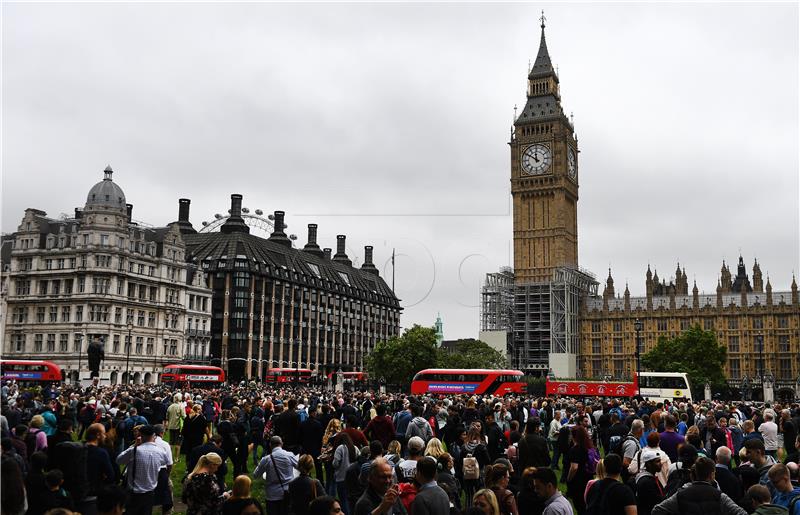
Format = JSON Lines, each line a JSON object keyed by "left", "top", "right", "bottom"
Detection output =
{"left": 437, "top": 339, "right": 508, "bottom": 369}
{"left": 641, "top": 324, "right": 727, "bottom": 397}
{"left": 366, "top": 324, "right": 439, "bottom": 387}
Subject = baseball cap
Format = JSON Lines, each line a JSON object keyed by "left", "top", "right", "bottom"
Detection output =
{"left": 641, "top": 448, "right": 661, "bottom": 463}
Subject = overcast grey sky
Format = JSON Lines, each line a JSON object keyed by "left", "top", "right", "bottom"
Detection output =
{"left": 3, "top": 2, "right": 798, "bottom": 339}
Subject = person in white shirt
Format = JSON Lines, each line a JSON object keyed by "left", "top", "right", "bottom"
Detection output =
{"left": 116, "top": 425, "right": 172, "bottom": 515}
{"left": 152, "top": 425, "right": 174, "bottom": 515}
{"left": 759, "top": 412, "right": 779, "bottom": 459}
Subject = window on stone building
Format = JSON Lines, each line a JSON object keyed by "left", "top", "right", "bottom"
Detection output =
{"left": 170, "top": 340, "right": 178, "bottom": 356}
{"left": 657, "top": 320, "right": 667, "bottom": 331}
{"left": 39, "top": 280, "right": 48, "bottom": 295}
{"left": 126, "top": 309, "right": 134, "bottom": 324}
{"left": 59, "top": 334, "right": 68, "bottom": 352}
{"left": 64, "top": 279, "right": 73, "bottom": 294}
{"left": 728, "top": 335, "right": 739, "bottom": 353}
{"left": 52, "top": 281, "right": 61, "bottom": 295}
{"left": 48, "top": 306, "right": 57, "bottom": 323}
{"left": 46, "top": 334, "right": 56, "bottom": 352}
{"left": 115, "top": 307, "right": 122, "bottom": 324}
{"left": 100, "top": 234, "right": 109, "bottom": 246}
{"left": 146, "top": 338, "right": 154, "bottom": 355}
{"left": 778, "top": 335, "right": 790, "bottom": 352}
{"left": 613, "top": 360, "right": 624, "bottom": 378}
{"left": 753, "top": 335, "right": 764, "bottom": 353}
{"left": 728, "top": 318, "right": 739, "bottom": 330}
{"left": 779, "top": 358, "right": 792, "bottom": 379}
{"left": 135, "top": 337, "right": 143, "bottom": 355}
{"left": 138, "top": 311, "right": 145, "bottom": 326}
{"left": 36, "top": 307, "right": 45, "bottom": 323}
{"left": 148, "top": 312, "right": 156, "bottom": 327}
{"left": 15, "top": 279, "right": 31, "bottom": 296}
{"left": 150, "top": 287, "right": 158, "bottom": 301}
{"left": 78, "top": 276, "right": 85, "bottom": 293}
{"left": 12, "top": 334, "right": 25, "bottom": 352}
{"left": 76, "top": 306, "right": 83, "bottom": 322}
{"left": 778, "top": 316, "right": 789, "bottom": 329}
{"left": 752, "top": 317, "right": 763, "bottom": 329}
{"left": 113, "top": 335, "right": 120, "bottom": 354}
{"left": 613, "top": 338, "right": 623, "bottom": 354}
{"left": 73, "top": 334, "right": 82, "bottom": 352}
{"left": 729, "top": 359, "right": 740, "bottom": 379}
{"left": 680, "top": 318, "right": 690, "bottom": 331}
{"left": 125, "top": 335, "right": 132, "bottom": 354}
{"left": 613, "top": 321, "right": 622, "bottom": 332}
{"left": 34, "top": 334, "right": 43, "bottom": 352}
{"left": 45, "top": 259, "right": 53, "bottom": 270}
{"left": 61, "top": 306, "right": 70, "bottom": 322}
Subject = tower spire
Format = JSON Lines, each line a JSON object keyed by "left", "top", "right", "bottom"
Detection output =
{"left": 529, "top": 12, "right": 555, "bottom": 80}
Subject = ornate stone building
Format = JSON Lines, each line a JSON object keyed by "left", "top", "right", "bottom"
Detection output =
{"left": 579, "top": 257, "right": 800, "bottom": 396}
{"left": 2, "top": 167, "right": 212, "bottom": 384}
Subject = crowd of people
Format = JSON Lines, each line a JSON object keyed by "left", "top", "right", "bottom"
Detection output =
{"left": 1, "top": 380, "right": 800, "bottom": 515}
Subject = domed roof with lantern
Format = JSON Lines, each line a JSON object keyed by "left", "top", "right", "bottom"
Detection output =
{"left": 85, "top": 165, "right": 126, "bottom": 211}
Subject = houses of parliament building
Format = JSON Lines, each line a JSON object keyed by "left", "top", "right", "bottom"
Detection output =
{"left": 485, "top": 16, "right": 800, "bottom": 396}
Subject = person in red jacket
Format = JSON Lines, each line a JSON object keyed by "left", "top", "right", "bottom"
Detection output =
{"left": 363, "top": 405, "right": 395, "bottom": 450}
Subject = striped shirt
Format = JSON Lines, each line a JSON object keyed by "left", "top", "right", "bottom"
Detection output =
{"left": 116, "top": 441, "right": 171, "bottom": 493}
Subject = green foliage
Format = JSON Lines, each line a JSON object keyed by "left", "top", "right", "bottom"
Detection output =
{"left": 641, "top": 324, "right": 727, "bottom": 396}
{"left": 437, "top": 339, "right": 508, "bottom": 370}
{"left": 366, "top": 324, "right": 439, "bottom": 387}
{"left": 525, "top": 377, "right": 547, "bottom": 396}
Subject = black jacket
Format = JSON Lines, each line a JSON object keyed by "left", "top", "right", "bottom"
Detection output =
{"left": 714, "top": 465, "right": 742, "bottom": 503}
{"left": 188, "top": 442, "right": 228, "bottom": 489}
{"left": 518, "top": 433, "right": 551, "bottom": 470}
{"left": 300, "top": 417, "right": 324, "bottom": 456}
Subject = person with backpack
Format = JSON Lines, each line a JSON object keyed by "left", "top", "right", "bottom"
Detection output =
{"left": 462, "top": 426, "right": 490, "bottom": 507}
{"left": 585, "top": 453, "right": 637, "bottom": 515}
{"left": 747, "top": 484, "right": 789, "bottom": 515}
{"left": 766, "top": 463, "right": 800, "bottom": 515}
{"left": 664, "top": 443, "right": 698, "bottom": 498}
{"left": 619, "top": 419, "right": 644, "bottom": 484}
{"left": 565, "top": 425, "right": 594, "bottom": 515}
{"left": 405, "top": 405, "right": 433, "bottom": 444}
{"left": 636, "top": 449, "right": 665, "bottom": 515}
{"left": 26, "top": 415, "right": 48, "bottom": 455}
{"left": 652, "top": 456, "right": 747, "bottom": 515}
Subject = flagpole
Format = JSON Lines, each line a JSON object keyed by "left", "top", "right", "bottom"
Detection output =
{"left": 391, "top": 248, "right": 395, "bottom": 292}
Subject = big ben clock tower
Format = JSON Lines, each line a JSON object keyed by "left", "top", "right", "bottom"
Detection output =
{"left": 508, "top": 15, "right": 595, "bottom": 378}
{"left": 511, "top": 14, "right": 578, "bottom": 284}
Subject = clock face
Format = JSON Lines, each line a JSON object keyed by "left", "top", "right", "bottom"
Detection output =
{"left": 521, "top": 144, "right": 552, "bottom": 175}
{"left": 567, "top": 147, "right": 577, "bottom": 179}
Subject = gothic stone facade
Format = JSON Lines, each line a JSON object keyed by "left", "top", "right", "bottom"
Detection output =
{"left": 579, "top": 258, "right": 800, "bottom": 394}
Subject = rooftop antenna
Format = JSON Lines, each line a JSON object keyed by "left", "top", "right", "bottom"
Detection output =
{"left": 391, "top": 248, "right": 396, "bottom": 293}
{"left": 540, "top": 9, "right": 546, "bottom": 30}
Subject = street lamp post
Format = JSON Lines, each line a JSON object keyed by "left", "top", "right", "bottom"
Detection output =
{"left": 634, "top": 318, "right": 643, "bottom": 397}
{"left": 295, "top": 341, "right": 301, "bottom": 388}
{"left": 125, "top": 323, "right": 133, "bottom": 384}
{"left": 75, "top": 333, "right": 83, "bottom": 385}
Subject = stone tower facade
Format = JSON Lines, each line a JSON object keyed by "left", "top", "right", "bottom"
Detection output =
{"left": 510, "top": 18, "right": 579, "bottom": 285}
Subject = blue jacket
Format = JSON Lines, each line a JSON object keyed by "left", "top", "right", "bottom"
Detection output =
{"left": 772, "top": 486, "right": 800, "bottom": 515}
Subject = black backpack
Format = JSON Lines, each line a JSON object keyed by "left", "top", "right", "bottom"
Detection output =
{"left": 50, "top": 441, "right": 90, "bottom": 502}
{"left": 24, "top": 429, "right": 43, "bottom": 457}
{"left": 586, "top": 479, "right": 626, "bottom": 515}
{"left": 665, "top": 465, "right": 692, "bottom": 498}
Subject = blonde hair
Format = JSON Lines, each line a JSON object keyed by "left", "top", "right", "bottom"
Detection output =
{"left": 424, "top": 438, "right": 445, "bottom": 459}
{"left": 188, "top": 452, "right": 222, "bottom": 479}
{"left": 322, "top": 419, "right": 342, "bottom": 445}
{"left": 387, "top": 440, "right": 401, "bottom": 456}
{"left": 30, "top": 415, "right": 45, "bottom": 428}
{"left": 595, "top": 459, "right": 606, "bottom": 479}
{"left": 473, "top": 489, "right": 500, "bottom": 515}
{"left": 231, "top": 475, "right": 252, "bottom": 499}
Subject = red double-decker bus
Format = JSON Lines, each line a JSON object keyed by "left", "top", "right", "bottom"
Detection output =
{"left": 545, "top": 375, "right": 638, "bottom": 398}
{"left": 265, "top": 368, "right": 313, "bottom": 383}
{"left": 0, "top": 360, "right": 63, "bottom": 383}
{"left": 326, "top": 371, "right": 368, "bottom": 382}
{"left": 161, "top": 364, "right": 225, "bottom": 385}
{"left": 411, "top": 369, "right": 526, "bottom": 395}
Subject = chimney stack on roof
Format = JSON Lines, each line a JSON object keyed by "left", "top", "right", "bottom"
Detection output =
{"left": 360, "top": 246, "right": 379, "bottom": 275}
{"left": 323, "top": 248, "right": 332, "bottom": 260}
{"left": 332, "top": 235, "right": 352, "bottom": 266}
{"left": 126, "top": 204, "right": 133, "bottom": 221}
{"left": 302, "top": 223, "right": 324, "bottom": 258}
{"left": 174, "top": 198, "right": 197, "bottom": 234}
{"left": 220, "top": 194, "right": 249, "bottom": 234}
{"left": 268, "top": 211, "right": 292, "bottom": 248}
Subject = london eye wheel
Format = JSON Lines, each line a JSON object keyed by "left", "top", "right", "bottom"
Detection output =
{"left": 199, "top": 207, "right": 298, "bottom": 244}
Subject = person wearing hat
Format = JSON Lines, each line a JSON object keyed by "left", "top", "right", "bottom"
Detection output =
{"left": 635, "top": 448, "right": 665, "bottom": 515}
{"left": 116, "top": 425, "right": 172, "bottom": 515}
